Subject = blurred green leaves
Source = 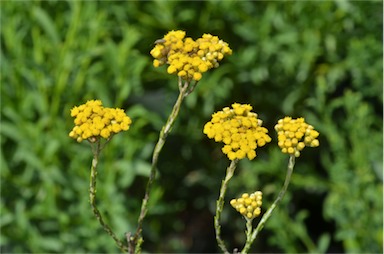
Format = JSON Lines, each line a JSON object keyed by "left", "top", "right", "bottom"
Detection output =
{"left": 1, "top": 0, "right": 382, "bottom": 253}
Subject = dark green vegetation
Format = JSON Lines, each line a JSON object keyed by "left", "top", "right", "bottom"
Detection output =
{"left": 1, "top": 1, "right": 382, "bottom": 253}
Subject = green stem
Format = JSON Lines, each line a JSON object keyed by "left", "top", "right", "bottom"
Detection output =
{"left": 215, "top": 159, "right": 238, "bottom": 254}
{"left": 89, "top": 141, "right": 128, "bottom": 253}
{"left": 241, "top": 155, "right": 296, "bottom": 254}
{"left": 244, "top": 218, "right": 253, "bottom": 251}
{"left": 129, "top": 78, "right": 190, "bottom": 253}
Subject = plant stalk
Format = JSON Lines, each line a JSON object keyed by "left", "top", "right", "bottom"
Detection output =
{"left": 215, "top": 159, "right": 238, "bottom": 254}
{"left": 129, "top": 78, "right": 190, "bottom": 253}
{"left": 241, "top": 155, "right": 296, "bottom": 253}
{"left": 243, "top": 218, "right": 253, "bottom": 252}
{"left": 89, "top": 141, "right": 128, "bottom": 253}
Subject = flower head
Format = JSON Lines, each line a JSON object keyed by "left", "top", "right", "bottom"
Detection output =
{"left": 230, "top": 191, "right": 263, "bottom": 220}
{"left": 150, "top": 30, "right": 232, "bottom": 82}
{"left": 275, "top": 117, "right": 319, "bottom": 157}
{"left": 69, "top": 100, "right": 132, "bottom": 142}
{"left": 203, "top": 103, "right": 271, "bottom": 160}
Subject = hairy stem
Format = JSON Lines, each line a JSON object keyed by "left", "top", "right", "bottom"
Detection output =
{"left": 241, "top": 155, "right": 296, "bottom": 254}
{"left": 215, "top": 159, "right": 238, "bottom": 254}
{"left": 129, "top": 78, "right": 190, "bottom": 253}
{"left": 89, "top": 141, "right": 128, "bottom": 253}
{"left": 243, "top": 218, "right": 253, "bottom": 252}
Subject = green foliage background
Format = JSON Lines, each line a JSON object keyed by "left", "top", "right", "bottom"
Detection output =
{"left": 1, "top": 1, "right": 382, "bottom": 253}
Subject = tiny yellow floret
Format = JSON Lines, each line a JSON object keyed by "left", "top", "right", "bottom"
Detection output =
{"left": 193, "top": 72, "right": 202, "bottom": 81}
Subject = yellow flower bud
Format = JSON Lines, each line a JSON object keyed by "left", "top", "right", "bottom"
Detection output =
{"left": 198, "top": 63, "right": 209, "bottom": 72}
{"left": 178, "top": 70, "right": 187, "bottom": 77}
{"left": 193, "top": 72, "right": 202, "bottom": 81}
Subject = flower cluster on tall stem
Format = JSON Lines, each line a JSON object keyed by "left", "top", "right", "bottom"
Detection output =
{"left": 69, "top": 100, "right": 132, "bottom": 252}
{"left": 203, "top": 103, "right": 270, "bottom": 253}
{"left": 128, "top": 31, "right": 232, "bottom": 253}
{"left": 204, "top": 111, "right": 320, "bottom": 253}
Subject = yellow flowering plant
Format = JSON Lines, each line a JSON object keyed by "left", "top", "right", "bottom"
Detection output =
{"left": 69, "top": 30, "right": 232, "bottom": 254}
{"left": 69, "top": 100, "right": 132, "bottom": 252}
{"left": 69, "top": 29, "right": 320, "bottom": 254}
{"left": 126, "top": 30, "right": 232, "bottom": 253}
{"left": 203, "top": 107, "right": 320, "bottom": 253}
{"left": 203, "top": 103, "right": 270, "bottom": 253}
{"left": 239, "top": 117, "right": 319, "bottom": 254}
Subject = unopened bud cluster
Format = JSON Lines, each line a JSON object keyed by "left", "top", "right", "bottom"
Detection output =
{"left": 150, "top": 30, "right": 232, "bottom": 81}
{"left": 69, "top": 100, "right": 132, "bottom": 142}
{"left": 275, "top": 117, "right": 319, "bottom": 157}
{"left": 203, "top": 103, "right": 271, "bottom": 160}
{"left": 230, "top": 191, "right": 263, "bottom": 220}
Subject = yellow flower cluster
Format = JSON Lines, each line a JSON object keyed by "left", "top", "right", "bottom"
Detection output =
{"left": 275, "top": 117, "right": 320, "bottom": 157}
{"left": 150, "top": 30, "right": 232, "bottom": 81}
{"left": 69, "top": 100, "right": 132, "bottom": 142}
{"left": 203, "top": 103, "right": 271, "bottom": 160}
{"left": 230, "top": 191, "right": 263, "bottom": 220}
